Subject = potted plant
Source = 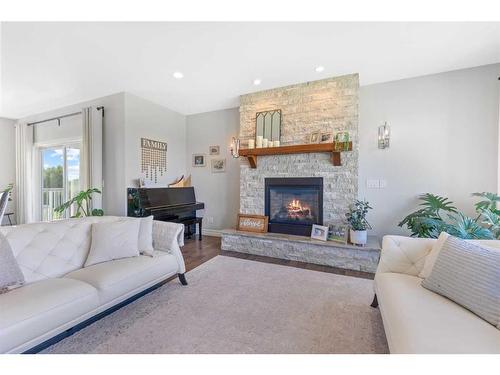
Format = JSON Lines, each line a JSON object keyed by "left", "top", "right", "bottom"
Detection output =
{"left": 55, "top": 188, "right": 104, "bottom": 218}
{"left": 345, "top": 200, "right": 372, "bottom": 245}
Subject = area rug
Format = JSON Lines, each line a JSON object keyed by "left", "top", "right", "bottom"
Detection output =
{"left": 42, "top": 256, "right": 388, "bottom": 354}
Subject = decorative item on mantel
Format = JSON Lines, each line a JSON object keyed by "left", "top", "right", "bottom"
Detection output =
{"left": 346, "top": 200, "right": 373, "bottom": 246}
{"left": 378, "top": 122, "right": 390, "bottom": 149}
{"left": 256, "top": 109, "right": 281, "bottom": 146}
{"left": 334, "top": 131, "right": 350, "bottom": 151}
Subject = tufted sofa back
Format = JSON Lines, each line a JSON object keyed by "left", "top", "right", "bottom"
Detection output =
{"left": 0, "top": 216, "right": 125, "bottom": 284}
{"left": 378, "top": 235, "right": 500, "bottom": 277}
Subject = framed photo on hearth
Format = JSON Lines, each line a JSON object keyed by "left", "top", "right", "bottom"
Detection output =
{"left": 237, "top": 214, "right": 269, "bottom": 233}
{"left": 311, "top": 224, "right": 329, "bottom": 241}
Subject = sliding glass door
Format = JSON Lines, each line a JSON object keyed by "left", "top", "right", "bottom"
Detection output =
{"left": 40, "top": 144, "right": 80, "bottom": 221}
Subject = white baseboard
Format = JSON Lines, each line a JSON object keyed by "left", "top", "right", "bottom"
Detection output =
{"left": 202, "top": 229, "right": 223, "bottom": 237}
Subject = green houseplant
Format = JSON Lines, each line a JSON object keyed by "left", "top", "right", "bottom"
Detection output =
{"left": 54, "top": 188, "right": 104, "bottom": 218}
{"left": 345, "top": 200, "right": 372, "bottom": 245}
{"left": 2, "top": 183, "right": 14, "bottom": 201}
{"left": 399, "top": 192, "right": 499, "bottom": 239}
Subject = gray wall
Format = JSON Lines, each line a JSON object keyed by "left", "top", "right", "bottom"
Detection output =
{"left": 359, "top": 63, "right": 500, "bottom": 236}
{"left": 0, "top": 118, "right": 16, "bottom": 224}
{"left": 186, "top": 108, "right": 240, "bottom": 231}
{"left": 18, "top": 93, "right": 127, "bottom": 216}
{"left": 124, "top": 93, "right": 186, "bottom": 188}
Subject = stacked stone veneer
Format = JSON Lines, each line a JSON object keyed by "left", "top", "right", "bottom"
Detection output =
{"left": 239, "top": 74, "right": 359, "bottom": 225}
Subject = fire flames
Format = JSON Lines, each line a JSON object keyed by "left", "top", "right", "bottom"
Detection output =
{"left": 287, "top": 199, "right": 310, "bottom": 217}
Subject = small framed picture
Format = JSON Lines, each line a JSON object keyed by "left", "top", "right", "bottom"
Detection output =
{"left": 311, "top": 224, "right": 329, "bottom": 241}
{"left": 211, "top": 158, "right": 226, "bottom": 173}
{"left": 320, "top": 133, "right": 333, "bottom": 143}
{"left": 237, "top": 214, "right": 269, "bottom": 233}
{"left": 192, "top": 154, "right": 206, "bottom": 167}
{"left": 209, "top": 145, "right": 220, "bottom": 155}
{"left": 309, "top": 131, "right": 320, "bottom": 143}
{"left": 328, "top": 225, "right": 348, "bottom": 244}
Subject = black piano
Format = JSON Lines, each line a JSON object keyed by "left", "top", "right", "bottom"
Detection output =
{"left": 127, "top": 187, "right": 204, "bottom": 240}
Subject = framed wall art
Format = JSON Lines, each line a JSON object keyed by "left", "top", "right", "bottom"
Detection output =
{"left": 211, "top": 158, "right": 226, "bottom": 173}
{"left": 209, "top": 145, "right": 220, "bottom": 155}
{"left": 192, "top": 154, "right": 206, "bottom": 167}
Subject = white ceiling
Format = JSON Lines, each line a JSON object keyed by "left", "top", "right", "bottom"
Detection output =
{"left": 1, "top": 22, "right": 500, "bottom": 118}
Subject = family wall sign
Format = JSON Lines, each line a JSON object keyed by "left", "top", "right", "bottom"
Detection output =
{"left": 141, "top": 137, "right": 167, "bottom": 183}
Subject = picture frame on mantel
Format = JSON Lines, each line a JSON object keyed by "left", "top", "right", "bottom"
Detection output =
{"left": 237, "top": 214, "right": 269, "bottom": 233}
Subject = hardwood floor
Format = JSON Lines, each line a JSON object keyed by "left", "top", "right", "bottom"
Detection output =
{"left": 181, "top": 235, "right": 374, "bottom": 280}
{"left": 181, "top": 235, "right": 221, "bottom": 272}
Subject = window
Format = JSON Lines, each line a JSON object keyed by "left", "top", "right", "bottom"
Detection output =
{"left": 41, "top": 144, "right": 80, "bottom": 221}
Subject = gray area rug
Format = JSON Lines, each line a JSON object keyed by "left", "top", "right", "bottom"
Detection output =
{"left": 43, "top": 256, "right": 388, "bottom": 354}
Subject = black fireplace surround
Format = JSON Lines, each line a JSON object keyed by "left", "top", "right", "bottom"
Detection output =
{"left": 265, "top": 177, "right": 323, "bottom": 236}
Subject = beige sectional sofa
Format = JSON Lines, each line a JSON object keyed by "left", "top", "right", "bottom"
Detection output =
{"left": 0, "top": 217, "right": 186, "bottom": 354}
{"left": 374, "top": 235, "right": 500, "bottom": 354}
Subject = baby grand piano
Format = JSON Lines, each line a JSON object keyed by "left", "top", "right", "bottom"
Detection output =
{"left": 127, "top": 187, "right": 204, "bottom": 240}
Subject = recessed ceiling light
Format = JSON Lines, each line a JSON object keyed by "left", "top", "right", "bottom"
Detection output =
{"left": 315, "top": 66, "right": 325, "bottom": 73}
{"left": 173, "top": 71, "right": 184, "bottom": 79}
{"left": 253, "top": 79, "right": 262, "bottom": 86}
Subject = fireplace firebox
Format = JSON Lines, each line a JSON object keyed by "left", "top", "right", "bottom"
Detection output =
{"left": 265, "top": 177, "right": 323, "bottom": 236}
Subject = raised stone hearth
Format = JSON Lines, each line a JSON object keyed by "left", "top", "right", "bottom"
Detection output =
{"left": 221, "top": 230, "right": 380, "bottom": 273}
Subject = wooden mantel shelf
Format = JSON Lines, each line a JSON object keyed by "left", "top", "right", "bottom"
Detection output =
{"left": 239, "top": 142, "right": 352, "bottom": 168}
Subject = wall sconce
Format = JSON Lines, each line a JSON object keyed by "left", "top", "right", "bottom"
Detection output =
{"left": 378, "top": 122, "right": 390, "bottom": 149}
{"left": 230, "top": 137, "right": 240, "bottom": 158}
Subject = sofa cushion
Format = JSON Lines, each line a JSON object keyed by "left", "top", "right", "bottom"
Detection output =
{"left": 375, "top": 272, "right": 500, "bottom": 353}
{"left": 66, "top": 251, "right": 178, "bottom": 305}
{"left": 422, "top": 236, "right": 500, "bottom": 328}
{"left": 0, "top": 219, "right": 94, "bottom": 283}
{"left": 85, "top": 220, "right": 141, "bottom": 267}
{"left": 138, "top": 216, "right": 154, "bottom": 256}
{"left": 0, "top": 232, "right": 25, "bottom": 291}
{"left": 0, "top": 278, "right": 99, "bottom": 353}
{"left": 419, "top": 232, "right": 500, "bottom": 279}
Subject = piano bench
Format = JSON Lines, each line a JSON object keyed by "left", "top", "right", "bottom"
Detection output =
{"left": 181, "top": 217, "right": 203, "bottom": 241}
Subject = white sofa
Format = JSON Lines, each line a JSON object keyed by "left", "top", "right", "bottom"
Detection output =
{"left": 374, "top": 235, "right": 500, "bottom": 354}
{"left": 0, "top": 216, "right": 187, "bottom": 354}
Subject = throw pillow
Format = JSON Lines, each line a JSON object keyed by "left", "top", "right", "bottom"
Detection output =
{"left": 419, "top": 232, "right": 449, "bottom": 278}
{"left": 0, "top": 232, "right": 25, "bottom": 292}
{"left": 85, "top": 219, "right": 141, "bottom": 267}
{"left": 421, "top": 236, "right": 500, "bottom": 329}
{"left": 138, "top": 216, "right": 154, "bottom": 256}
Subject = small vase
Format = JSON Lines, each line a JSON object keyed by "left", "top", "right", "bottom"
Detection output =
{"left": 350, "top": 229, "right": 367, "bottom": 246}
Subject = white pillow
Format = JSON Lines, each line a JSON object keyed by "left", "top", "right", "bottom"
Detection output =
{"left": 85, "top": 220, "right": 141, "bottom": 267}
{"left": 138, "top": 216, "right": 154, "bottom": 256}
{"left": 419, "top": 232, "right": 449, "bottom": 278}
{"left": 420, "top": 232, "right": 500, "bottom": 278}
{"left": 0, "top": 232, "right": 25, "bottom": 293}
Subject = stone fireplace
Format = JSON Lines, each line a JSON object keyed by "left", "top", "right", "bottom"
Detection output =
{"left": 221, "top": 73, "right": 381, "bottom": 273}
{"left": 239, "top": 74, "right": 359, "bottom": 229}
{"left": 265, "top": 177, "right": 323, "bottom": 236}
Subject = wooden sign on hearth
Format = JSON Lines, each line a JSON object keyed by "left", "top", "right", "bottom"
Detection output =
{"left": 237, "top": 214, "right": 269, "bottom": 233}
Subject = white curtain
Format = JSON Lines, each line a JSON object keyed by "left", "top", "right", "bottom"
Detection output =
{"left": 80, "top": 107, "right": 103, "bottom": 211}
{"left": 15, "top": 122, "right": 35, "bottom": 224}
